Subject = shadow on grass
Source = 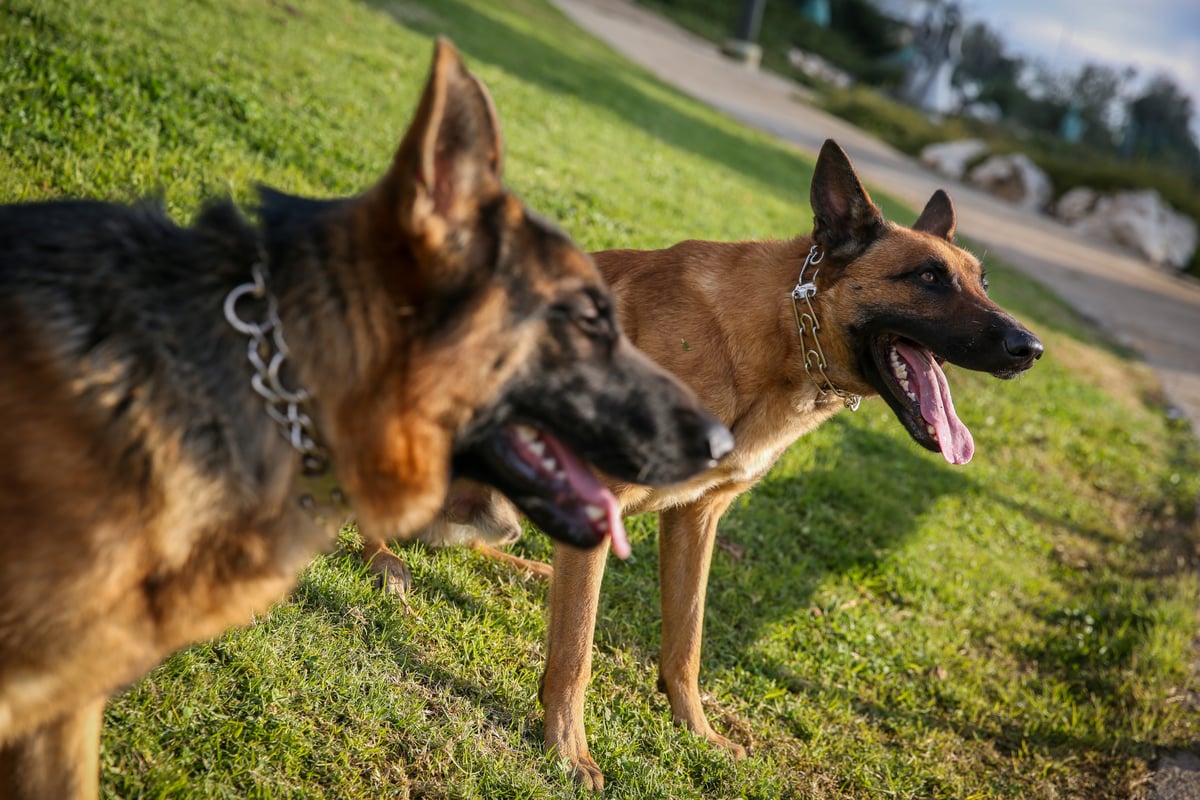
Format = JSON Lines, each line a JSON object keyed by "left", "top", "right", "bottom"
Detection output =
{"left": 292, "top": 564, "right": 547, "bottom": 749}
{"left": 693, "top": 419, "right": 971, "bottom": 665}
{"left": 380, "top": 417, "right": 1186, "bottom": 787}
{"left": 378, "top": 423, "right": 974, "bottom": 741}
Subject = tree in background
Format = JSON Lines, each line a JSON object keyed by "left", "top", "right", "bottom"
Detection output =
{"left": 1122, "top": 74, "right": 1200, "bottom": 174}
{"left": 954, "top": 21, "right": 1023, "bottom": 113}
{"left": 1068, "top": 64, "right": 1132, "bottom": 149}
{"left": 790, "top": 0, "right": 904, "bottom": 84}
{"left": 641, "top": 0, "right": 1198, "bottom": 182}
{"left": 1018, "top": 61, "right": 1132, "bottom": 151}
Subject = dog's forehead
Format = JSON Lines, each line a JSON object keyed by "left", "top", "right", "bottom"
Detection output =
{"left": 516, "top": 205, "right": 603, "bottom": 290}
{"left": 889, "top": 226, "right": 983, "bottom": 276}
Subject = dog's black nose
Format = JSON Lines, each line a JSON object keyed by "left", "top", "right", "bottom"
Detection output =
{"left": 1004, "top": 329, "right": 1044, "bottom": 362}
{"left": 706, "top": 422, "right": 735, "bottom": 462}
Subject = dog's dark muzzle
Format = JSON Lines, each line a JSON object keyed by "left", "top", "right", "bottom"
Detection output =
{"left": 992, "top": 325, "right": 1043, "bottom": 378}
{"left": 1004, "top": 327, "right": 1043, "bottom": 363}
{"left": 637, "top": 407, "right": 733, "bottom": 484}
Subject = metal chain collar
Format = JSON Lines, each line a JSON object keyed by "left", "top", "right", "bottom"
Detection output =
{"left": 223, "top": 249, "right": 331, "bottom": 475}
{"left": 790, "top": 244, "right": 862, "bottom": 411}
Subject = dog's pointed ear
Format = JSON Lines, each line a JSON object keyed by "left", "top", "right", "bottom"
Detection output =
{"left": 809, "top": 139, "right": 884, "bottom": 259}
{"left": 912, "top": 189, "right": 956, "bottom": 242}
{"left": 389, "top": 37, "right": 504, "bottom": 260}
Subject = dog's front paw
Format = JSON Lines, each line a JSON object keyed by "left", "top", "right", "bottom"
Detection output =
{"left": 547, "top": 728, "right": 605, "bottom": 791}
{"left": 566, "top": 751, "right": 605, "bottom": 792}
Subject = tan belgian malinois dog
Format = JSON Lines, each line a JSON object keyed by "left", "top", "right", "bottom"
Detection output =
{"left": 376, "top": 139, "right": 1044, "bottom": 789}
{"left": 0, "top": 40, "right": 731, "bottom": 799}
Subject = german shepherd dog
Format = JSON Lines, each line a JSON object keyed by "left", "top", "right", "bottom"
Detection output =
{"left": 396, "top": 140, "right": 1043, "bottom": 789}
{"left": 0, "top": 40, "right": 731, "bottom": 799}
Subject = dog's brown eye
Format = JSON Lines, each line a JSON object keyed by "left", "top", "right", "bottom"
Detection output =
{"left": 920, "top": 270, "right": 938, "bottom": 284}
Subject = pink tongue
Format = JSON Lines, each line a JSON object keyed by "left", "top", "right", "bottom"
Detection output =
{"left": 893, "top": 341, "right": 974, "bottom": 464}
{"left": 540, "top": 434, "right": 631, "bottom": 559}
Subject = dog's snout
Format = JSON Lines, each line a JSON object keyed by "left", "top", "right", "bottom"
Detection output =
{"left": 1004, "top": 328, "right": 1043, "bottom": 362}
{"left": 705, "top": 421, "right": 735, "bottom": 463}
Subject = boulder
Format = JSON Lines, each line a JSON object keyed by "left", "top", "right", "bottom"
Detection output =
{"left": 1054, "top": 186, "right": 1098, "bottom": 224}
{"left": 1069, "top": 189, "right": 1198, "bottom": 270}
{"left": 786, "top": 48, "right": 853, "bottom": 89}
{"left": 919, "top": 139, "right": 988, "bottom": 181}
{"left": 966, "top": 153, "right": 1054, "bottom": 212}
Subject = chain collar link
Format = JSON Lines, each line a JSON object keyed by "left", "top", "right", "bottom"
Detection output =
{"left": 790, "top": 244, "right": 861, "bottom": 411}
{"left": 223, "top": 247, "right": 331, "bottom": 474}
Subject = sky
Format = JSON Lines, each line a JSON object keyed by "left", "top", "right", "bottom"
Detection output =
{"left": 961, "top": 0, "right": 1199, "bottom": 122}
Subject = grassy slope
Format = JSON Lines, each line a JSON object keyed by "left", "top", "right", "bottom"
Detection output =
{"left": 3, "top": 1, "right": 1199, "bottom": 798}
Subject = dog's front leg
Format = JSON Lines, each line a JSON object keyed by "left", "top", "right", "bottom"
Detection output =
{"left": 541, "top": 538, "right": 609, "bottom": 790}
{"left": 0, "top": 698, "right": 104, "bottom": 800}
{"left": 657, "top": 490, "right": 748, "bottom": 758}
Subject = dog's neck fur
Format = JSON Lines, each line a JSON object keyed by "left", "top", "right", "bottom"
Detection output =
{"left": 255, "top": 187, "right": 459, "bottom": 540}
{"left": 593, "top": 236, "right": 855, "bottom": 512}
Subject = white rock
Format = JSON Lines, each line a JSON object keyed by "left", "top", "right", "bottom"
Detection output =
{"left": 919, "top": 139, "right": 988, "bottom": 181}
{"left": 966, "top": 153, "right": 1054, "bottom": 213}
{"left": 1054, "top": 186, "right": 1097, "bottom": 224}
{"left": 1071, "top": 190, "right": 1198, "bottom": 270}
{"left": 786, "top": 48, "right": 853, "bottom": 89}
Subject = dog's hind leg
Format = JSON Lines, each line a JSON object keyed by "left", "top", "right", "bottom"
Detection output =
{"left": 362, "top": 541, "right": 413, "bottom": 597}
{"left": 470, "top": 542, "right": 553, "bottom": 580}
{"left": 0, "top": 698, "right": 104, "bottom": 800}
{"left": 657, "top": 490, "right": 748, "bottom": 758}
{"left": 541, "top": 539, "right": 610, "bottom": 790}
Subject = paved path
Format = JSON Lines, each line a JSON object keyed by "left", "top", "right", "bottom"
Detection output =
{"left": 552, "top": 0, "right": 1200, "bottom": 436}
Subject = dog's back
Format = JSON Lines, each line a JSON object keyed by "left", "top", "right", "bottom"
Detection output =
{"left": 0, "top": 199, "right": 317, "bottom": 748}
{"left": 0, "top": 199, "right": 264, "bottom": 456}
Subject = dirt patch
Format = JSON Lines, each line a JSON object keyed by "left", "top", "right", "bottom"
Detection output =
{"left": 1151, "top": 750, "right": 1200, "bottom": 800}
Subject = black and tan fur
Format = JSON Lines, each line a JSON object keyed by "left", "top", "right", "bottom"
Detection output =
{"left": 0, "top": 40, "right": 730, "bottom": 799}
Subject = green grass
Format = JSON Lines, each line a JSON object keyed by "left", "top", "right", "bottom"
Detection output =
{"left": 4, "top": 0, "right": 1200, "bottom": 798}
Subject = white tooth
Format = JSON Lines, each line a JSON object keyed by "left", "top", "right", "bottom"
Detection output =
{"left": 585, "top": 505, "right": 605, "bottom": 521}
{"left": 516, "top": 425, "right": 537, "bottom": 443}
{"left": 900, "top": 378, "right": 910, "bottom": 392}
{"left": 927, "top": 424, "right": 937, "bottom": 437}
{"left": 542, "top": 458, "right": 558, "bottom": 472}
{"left": 529, "top": 440, "right": 546, "bottom": 457}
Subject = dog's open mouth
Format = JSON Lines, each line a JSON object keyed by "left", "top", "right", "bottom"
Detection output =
{"left": 872, "top": 336, "right": 974, "bottom": 465}
{"left": 465, "top": 423, "right": 630, "bottom": 558}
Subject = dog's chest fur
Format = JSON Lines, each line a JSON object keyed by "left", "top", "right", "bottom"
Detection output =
{"left": 596, "top": 240, "right": 842, "bottom": 514}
